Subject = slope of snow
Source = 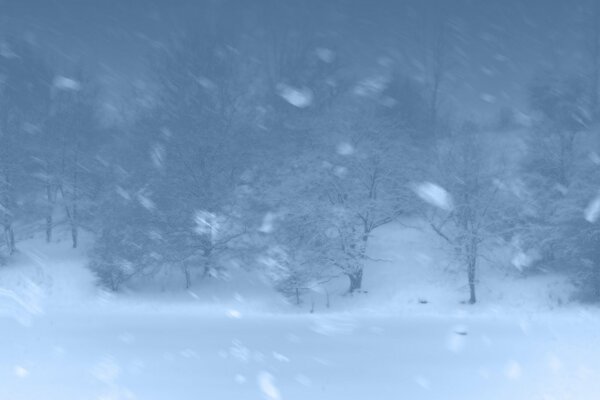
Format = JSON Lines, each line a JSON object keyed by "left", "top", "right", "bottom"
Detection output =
{"left": 0, "top": 219, "right": 579, "bottom": 320}
{"left": 312, "top": 219, "right": 575, "bottom": 315}
{"left": 0, "top": 228, "right": 291, "bottom": 318}
{"left": 0, "top": 231, "right": 99, "bottom": 323}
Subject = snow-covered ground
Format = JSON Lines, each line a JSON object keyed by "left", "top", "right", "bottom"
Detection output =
{"left": 1, "top": 224, "right": 600, "bottom": 399}
{"left": 318, "top": 220, "right": 575, "bottom": 314}
{"left": 3, "top": 309, "right": 600, "bottom": 399}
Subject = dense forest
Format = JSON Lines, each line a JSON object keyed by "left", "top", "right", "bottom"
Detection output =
{"left": 2, "top": 0, "right": 600, "bottom": 307}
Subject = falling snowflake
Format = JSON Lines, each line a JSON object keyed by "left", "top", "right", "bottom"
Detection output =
{"left": 584, "top": 193, "right": 600, "bottom": 223}
{"left": 53, "top": 76, "right": 81, "bottom": 91}
{"left": 414, "top": 182, "right": 453, "bottom": 211}
{"left": 277, "top": 84, "right": 313, "bottom": 108}
{"left": 336, "top": 142, "right": 355, "bottom": 156}
{"left": 480, "top": 93, "right": 496, "bottom": 103}
{"left": 316, "top": 47, "right": 335, "bottom": 63}
{"left": 272, "top": 352, "right": 290, "bottom": 362}
{"left": 504, "top": 360, "right": 522, "bottom": 380}
{"left": 150, "top": 143, "right": 166, "bottom": 169}
{"left": 14, "top": 366, "right": 29, "bottom": 378}
{"left": 259, "top": 212, "right": 277, "bottom": 233}
{"left": 194, "top": 210, "right": 218, "bottom": 236}
{"left": 257, "top": 371, "right": 281, "bottom": 400}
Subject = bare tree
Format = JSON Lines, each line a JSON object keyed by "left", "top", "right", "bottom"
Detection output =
{"left": 583, "top": 0, "right": 600, "bottom": 120}
{"left": 417, "top": 0, "right": 456, "bottom": 139}
{"left": 425, "top": 123, "right": 512, "bottom": 304}
{"left": 271, "top": 99, "right": 414, "bottom": 294}
{"left": 138, "top": 9, "right": 258, "bottom": 286}
{"left": 47, "top": 72, "right": 101, "bottom": 249}
{"left": 528, "top": 75, "right": 589, "bottom": 187}
{"left": 0, "top": 40, "right": 52, "bottom": 255}
{"left": 322, "top": 146, "right": 404, "bottom": 293}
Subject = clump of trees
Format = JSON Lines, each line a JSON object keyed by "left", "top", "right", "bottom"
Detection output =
{"left": 5, "top": 1, "right": 600, "bottom": 307}
{"left": 0, "top": 39, "right": 105, "bottom": 256}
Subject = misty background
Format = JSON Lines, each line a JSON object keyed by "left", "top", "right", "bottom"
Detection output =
{"left": 1, "top": 0, "right": 599, "bottom": 302}
{"left": 4, "top": 1, "right": 600, "bottom": 399}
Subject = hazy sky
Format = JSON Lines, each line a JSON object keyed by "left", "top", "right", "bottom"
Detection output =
{"left": 0, "top": 0, "right": 590, "bottom": 122}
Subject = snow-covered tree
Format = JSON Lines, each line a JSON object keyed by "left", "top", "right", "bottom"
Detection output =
{"left": 423, "top": 122, "right": 517, "bottom": 304}
{"left": 0, "top": 40, "right": 52, "bottom": 255}
{"left": 517, "top": 75, "right": 591, "bottom": 275}
{"left": 43, "top": 72, "right": 105, "bottom": 248}
{"left": 265, "top": 97, "right": 416, "bottom": 294}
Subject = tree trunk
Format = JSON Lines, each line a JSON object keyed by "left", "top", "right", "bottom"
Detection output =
{"left": 2, "top": 186, "right": 15, "bottom": 255}
{"left": 429, "top": 77, "right": 440, "bottom": 138}
{"left": 46, "top": 183, "right": 53, "bottom": 243}
{"left": 348, "top": 269, "right": 363, "bottom": 294}
{"left": 63, "top": 202, "right": 78, "bottom": 249}
{"left": 46, "top": 215, "right": 53, "bottom": 243}
{"left": 591, "top": 0, "right": 600, "bottom": 120}
{"left": 468, "top": 259, "right": 476, "bottom": 304}
{"left": 467, "top": 239, "right": 477, "bottom": 304}
{"left": 4, "top": 225, "right": 15, "bottom": 256}
{"left": 71, "top": 166, "right": 78, "bottom": 249}
{"left": 184, "top": 265, "right": 191, "bottom": 289}
{"left": 70, "top": 148, "right": 79, "bottom": 249}
{"left": 70, "top": 209, "right": 78, "bottom": 249}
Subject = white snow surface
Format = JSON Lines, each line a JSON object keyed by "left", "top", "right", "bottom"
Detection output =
{"left": 1, "top": 223, "right": 599, "bottom": 399}
{"left": 2, "top": 308, "right": 600, "bottom": 399}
